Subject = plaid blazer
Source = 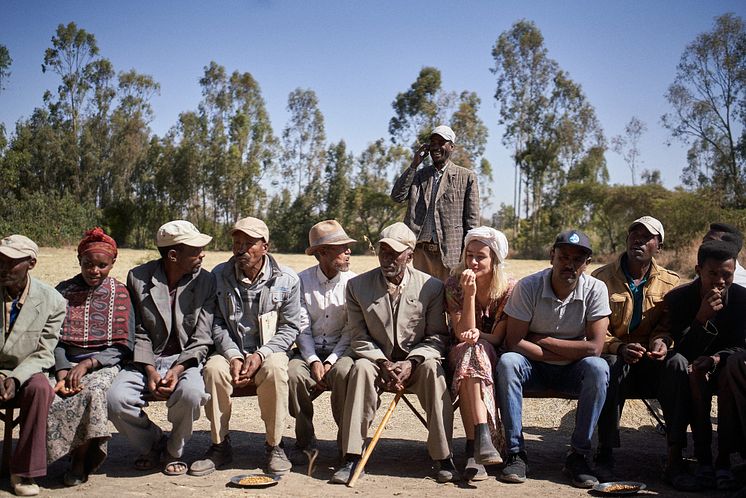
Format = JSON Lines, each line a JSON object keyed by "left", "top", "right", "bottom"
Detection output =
{"left": 391, "top": 160, "right": 480, "bottom": 269}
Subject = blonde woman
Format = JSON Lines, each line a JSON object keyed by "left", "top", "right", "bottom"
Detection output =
{"left": 446, "top": 226, "right": 514, "bottom": 481}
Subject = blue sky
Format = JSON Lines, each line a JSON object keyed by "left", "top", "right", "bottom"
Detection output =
{"left": 2, "top": 1, "right": 745, "bottom": 214}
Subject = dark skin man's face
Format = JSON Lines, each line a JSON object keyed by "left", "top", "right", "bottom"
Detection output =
{"left": 626, "top": 225, "right": 661, "bottom": 265}
{"left": 550, "top": 245, "right": 591, "bottom": 287}
{"left": 428, "top": 134, "right": 454, "bottom": 166}
{"left": 0, "top": 254, "right": 35, "bottom": 293}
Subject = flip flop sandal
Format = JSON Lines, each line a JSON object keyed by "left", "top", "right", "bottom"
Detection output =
{"left": 163, "top": 452, "right": 189, "bottom": 476}
{"left": 716, "top": 468, "right": 738, "bottom": 491}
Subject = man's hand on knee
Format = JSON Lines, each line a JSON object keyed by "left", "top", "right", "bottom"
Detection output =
{"left": 156, "top": 364, "right": 184, "bottom": 398}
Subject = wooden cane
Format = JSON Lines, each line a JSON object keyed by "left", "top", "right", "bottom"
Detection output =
{"left": 347, "top": 390, "right": 403, "bottom": 488}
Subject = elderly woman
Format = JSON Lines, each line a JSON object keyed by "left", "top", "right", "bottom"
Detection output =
{"left": 48, "top": 228, "right": 134, "bottom": 486}
{"left": 446, "top": 226, "right": 514, "bottom": 482}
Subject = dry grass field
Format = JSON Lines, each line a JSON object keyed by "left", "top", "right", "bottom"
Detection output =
{"left": 32, "top": 246, "right": 599, "bottom": 286}
{"left": 13, "top": 249, "right": 741, "bottom": 497}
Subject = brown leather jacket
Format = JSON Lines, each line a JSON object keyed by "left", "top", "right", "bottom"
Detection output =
{"left": 591, "top": 255, "right": 680, "bottom": 354}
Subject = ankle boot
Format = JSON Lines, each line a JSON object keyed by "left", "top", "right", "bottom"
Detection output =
{"left": 474, "top": 423, "right": 502, "bottom": 465}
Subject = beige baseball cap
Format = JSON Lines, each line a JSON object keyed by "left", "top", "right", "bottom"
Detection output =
{"left": 629, "top": 216, "right": 665, "bottom": 242}
{"left": 231, "top": 217, "right": 270, "bottom": 242}
{"left": 378, "top": 222, "right": 416, "bottom": 253}
{"left": 0, "top": 235, "right": 38, "bottom": 259}
{"left": 156, "top": 220, "right": 213, "bottom": 248}
{"left": 431, "top": 125, "right": 456, "bottom": 143}
{"left": 306, "top": 220, "right": 356, "bottom": 255}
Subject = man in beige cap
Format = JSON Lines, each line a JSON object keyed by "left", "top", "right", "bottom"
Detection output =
{"left": 391, "top": 124, "right": 480, "bottom": 281}
{"left": 288, "top": 220, "right": 357, "bottom": 461}
{"left": 108, "top": 220, "right": 216, "bottom": 477}
{"left": 331, "top": 222, "right": 458, "bottom": 485}
{"left": 591, "top": 216, "right": 686, "bottom": 484}
{"left": 0, "top": 235, "right": 65, "bottom": 496}
{"left": 190, "top": 216, "right": 301, "bottom": 476}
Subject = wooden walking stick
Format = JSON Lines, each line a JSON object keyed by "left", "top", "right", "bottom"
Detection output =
{"left": 347, "top": 390, "right": 403, "bottom": 488}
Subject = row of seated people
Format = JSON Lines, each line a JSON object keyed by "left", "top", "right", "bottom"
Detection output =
{"left": 0, "top": 215, "right": 744, "bottom": 496}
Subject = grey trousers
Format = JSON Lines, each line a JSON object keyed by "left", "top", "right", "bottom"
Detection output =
{"left": 287, "top": 353, "right": 353, "bottom": 449}
{"left": 340, "top": 357, "right": 453, "bottom": 460}
{"left": 107, "top": 364, "right": 209, "bottom": 458}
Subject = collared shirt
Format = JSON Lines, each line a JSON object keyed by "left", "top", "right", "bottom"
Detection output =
{"left": 3, "top": 277, "right": 30, "bottom": 337}
{"left": 621, "top": 257, "right": 649, "bottom": 333}
{"left": 236, "top": 256, "right": 271, "bottom": 354}
{"left": 417, "top": 164, "right": 447, "bottom": 243}
{"left": 505, "top": 268, "right": 611, "bottom": 365}
{"left": 296, "top": 265, "right": 356, "bottom": 365}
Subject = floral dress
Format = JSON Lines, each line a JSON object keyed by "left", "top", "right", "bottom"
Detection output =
{"left": 446, "top": 275, "right": 515, "bottom": 456}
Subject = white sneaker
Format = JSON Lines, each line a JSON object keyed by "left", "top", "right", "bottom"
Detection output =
{"left": 10, "top": 474, "right": 39, "bottom": 496}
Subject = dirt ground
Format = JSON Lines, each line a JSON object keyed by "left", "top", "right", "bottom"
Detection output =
{"left": 1, "top": 249, "right": 741, "bottom": 496}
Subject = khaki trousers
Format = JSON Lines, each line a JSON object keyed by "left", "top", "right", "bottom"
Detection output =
{"left": 341, "top": 357, "right": 453, "bottom": 460}
{"left": 203, "top": 353, "right": 289, "bottom": 446}
{"left": 413, "top": 244, "right": 450, "bottom": 282}
{"left": 288, "top": 354, "right": 354, "bottom": 449}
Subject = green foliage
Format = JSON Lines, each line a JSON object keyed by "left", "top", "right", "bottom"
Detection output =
{"left": 492, "top": 20, "right": 607, "bottom": 241}
{"left": 662, "top": 13, "right": 746, "bottom": 207}
{"left": 0, "top": 44, "right": 12, "bottom": 92}
{"left": 0, "top": 192, "right": 100, "bottom": 245}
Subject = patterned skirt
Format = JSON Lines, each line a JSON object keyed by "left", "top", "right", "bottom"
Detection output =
{"left": 448, "top": 339, "right": 506, "bottom": 456}
{"left": 46, "top": 365, "right": 120, "bottom": 471}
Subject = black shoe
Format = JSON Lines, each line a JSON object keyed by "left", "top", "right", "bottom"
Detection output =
{"left": 330, "top": 456, "right": 363, "bottom": 485}
{"left": 500, "top": 451, "right": 528, "bottom": 483}
{"left": 434, "top": 458, "right": 461, "bottom": 483}
{"left": 563, "top": 451, "right": 599, "bottom": 488}
{"left": 593, "top": 447, "right": 615, "bottom": 483}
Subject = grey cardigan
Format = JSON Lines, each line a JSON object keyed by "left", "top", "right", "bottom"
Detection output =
{"left": 212, "top": 254, "right": 302, "bottom": 360}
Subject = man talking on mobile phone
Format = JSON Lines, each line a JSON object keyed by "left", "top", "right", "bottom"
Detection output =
{"left": 391, "top": 125, "right": 480, "bottom": 281}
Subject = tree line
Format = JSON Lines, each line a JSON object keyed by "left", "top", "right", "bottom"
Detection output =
{"left": 1, "top": 15, "right": 745, "bottom": 259}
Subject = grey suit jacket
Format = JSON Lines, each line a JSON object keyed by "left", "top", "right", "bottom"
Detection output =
{"left": 391, "top": 160, "right": 480, "bottom": 269}
{"left": 0, "top": 277, "right": 65, "bottom": 385}
{"left": 346, "top": 266, "right": 448, "bottom": 362}
{"left": 127, "top": 260, "right": 216, "bottom": 367}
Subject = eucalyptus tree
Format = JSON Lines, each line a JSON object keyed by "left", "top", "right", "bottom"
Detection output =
{"left": 611, "top": 116, "right": 647, "bottom": 186}
{"left": 281, "top": 88, "right": 326, "bottom": 197}
{"left": 662, "top": 13, "right": 746, "bottom": 207}
{"left": 0, "top": 44, "right": 11, "bottom": 92}
{"left": 492, "top": 19, "right": 606, "bottom": 246}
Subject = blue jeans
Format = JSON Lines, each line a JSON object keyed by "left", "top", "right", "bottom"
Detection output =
{"left": 495, "top": 352, "right": 609, "bottom": 456}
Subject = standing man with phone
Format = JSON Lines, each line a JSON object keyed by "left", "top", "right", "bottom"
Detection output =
{"left": 391, "top": 125, "right": 480, "bottom": 281}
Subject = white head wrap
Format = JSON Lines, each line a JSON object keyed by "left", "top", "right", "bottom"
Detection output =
{"left": 463, "top": 226, "right": 509, "bottom": 265}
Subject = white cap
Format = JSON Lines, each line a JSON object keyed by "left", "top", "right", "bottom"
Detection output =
{"left": 156, "top": 220, "right": 213, "bottom": 248}
{"left": 629, "top": 216, "right": 665, "bottom": 243}
{"left": 431, "top": 125, "right": 455, "bottom": 143}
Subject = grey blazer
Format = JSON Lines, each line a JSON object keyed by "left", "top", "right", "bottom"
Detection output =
{"left": 127, "top": 260, "right": 216, "bottom": 367}
{"left": 346, "top": 266, "right": 448, "bottom": 362}
{"left": 391, "top": 160, "right": 480, "bottom": 269}
{"left": 0, "top": 277, "right": 65, "bottom": 385}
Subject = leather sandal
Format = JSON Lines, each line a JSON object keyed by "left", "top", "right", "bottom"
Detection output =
{"left": 163, "top": 451, "right": 188, "bottom": 476}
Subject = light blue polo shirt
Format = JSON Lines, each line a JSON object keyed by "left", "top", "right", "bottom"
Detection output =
{"left": 505, "top": 268, "right": 611, "bottom": 363}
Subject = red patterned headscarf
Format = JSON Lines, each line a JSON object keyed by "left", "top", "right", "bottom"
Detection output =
{"left": 77, "top": 227, "right": 118, "bottom": 259}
